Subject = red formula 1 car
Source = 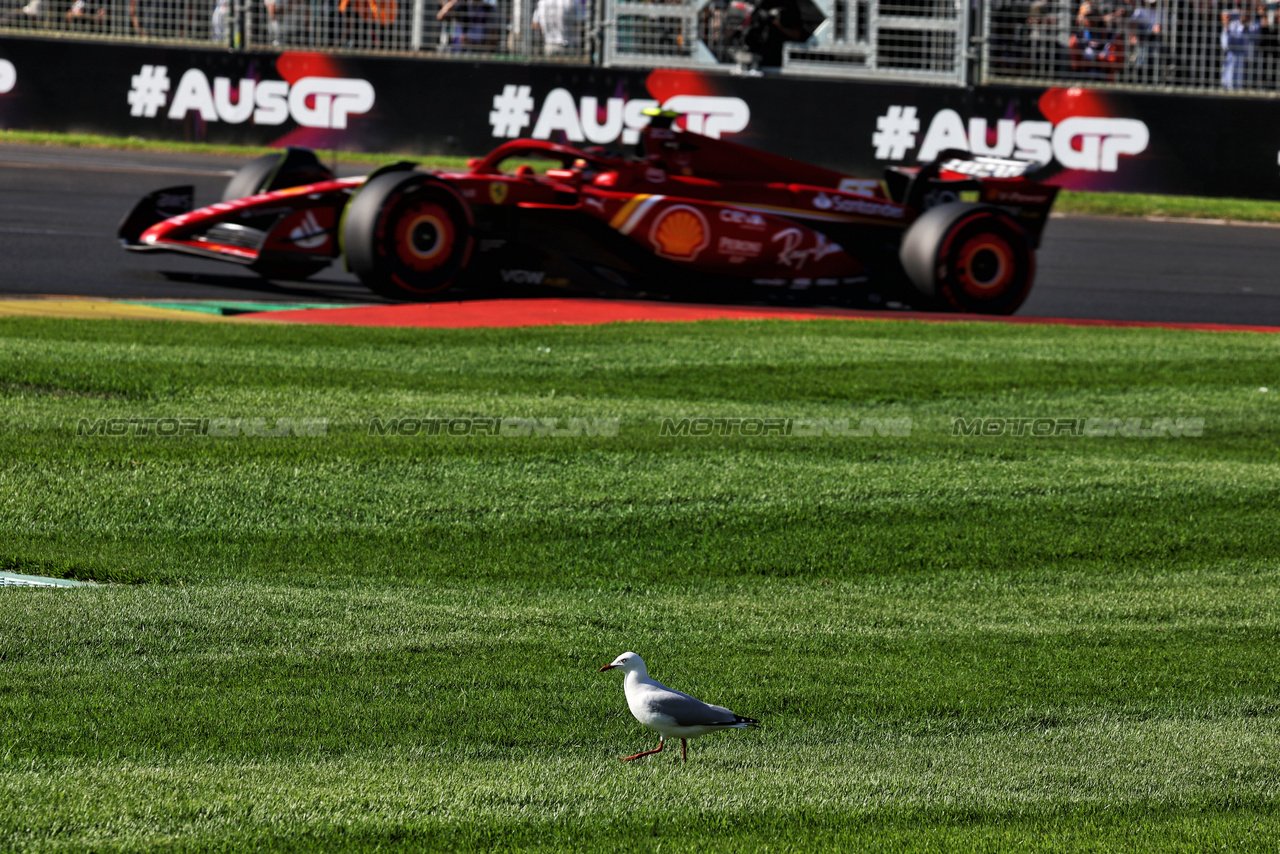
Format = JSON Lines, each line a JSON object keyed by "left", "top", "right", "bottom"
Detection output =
{"left": 119, "top": 114, "right": 1058, "bottom": 314}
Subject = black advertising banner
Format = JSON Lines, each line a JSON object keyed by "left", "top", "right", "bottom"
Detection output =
{"left": 1, "top": 34, "right": 1278, "bottom": 199}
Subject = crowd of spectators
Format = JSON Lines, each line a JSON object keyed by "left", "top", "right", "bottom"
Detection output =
{"left": 992, "top": 0, "right": 1280, "bottom": 88}
{"left": 1, "top": 0, "right": 596, "bottom": 55}
{"left": 7, "top": 0, "right": 1280, "bottom": 90}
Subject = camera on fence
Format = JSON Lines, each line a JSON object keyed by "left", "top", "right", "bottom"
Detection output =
{"left": 704, "top": 0, "right": 824, "bottom": 73}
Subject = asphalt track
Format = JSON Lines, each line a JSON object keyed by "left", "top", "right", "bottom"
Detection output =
{"left": 3, "top": 143, "right": 1280, "bottom": 326}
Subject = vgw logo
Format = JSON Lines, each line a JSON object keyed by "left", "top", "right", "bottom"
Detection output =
{"left": 488, "top": 85, "right": 750, "bottom": 145}
{"left": 127, "top": 65, "right": 374, "bottom": 129}
{"left": 872, "top": 106, "right": 1149, "bottom": 173}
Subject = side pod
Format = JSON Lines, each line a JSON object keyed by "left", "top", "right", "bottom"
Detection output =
{"left": 118, "top": 186, "right": 194, "bottom": 246}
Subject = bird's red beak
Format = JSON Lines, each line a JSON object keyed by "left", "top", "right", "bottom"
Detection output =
{"left": 599, "top": 663, "right": 617, "bottom": 671}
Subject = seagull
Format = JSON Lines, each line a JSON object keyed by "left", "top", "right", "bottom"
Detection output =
{"left": 599, "top": 651, "right": 760, "bottom": 761}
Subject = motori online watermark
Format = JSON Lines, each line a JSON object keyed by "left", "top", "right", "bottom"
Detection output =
{"left": 951, "top": 417, "right": 1205, "bottom": 438}
{"left": 77, "top": 417, "right": 328, "bottom": 437}
{"left": 658, "top": 417, "right": 913, "bottom": 437}
{"left": 368, "top": 416, "right": 621, "bottom": 437}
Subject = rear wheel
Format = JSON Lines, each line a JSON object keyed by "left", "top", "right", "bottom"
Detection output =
{"left": 342, "top": 172, "right": 474, "bottom": 300}
{"left": 899, "top": 202, "right": 1035, "bottom": 315}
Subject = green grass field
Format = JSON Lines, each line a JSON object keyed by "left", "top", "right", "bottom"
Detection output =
{"left": 3, "top": 315, "right": 1280, "bottom": 852}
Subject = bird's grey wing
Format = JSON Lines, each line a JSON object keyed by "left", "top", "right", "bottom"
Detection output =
{"left": 645, "top": 688, "right": 738, "bottom": 727}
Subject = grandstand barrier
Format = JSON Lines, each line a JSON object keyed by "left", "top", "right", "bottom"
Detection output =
{"left": 0, "top": 33, "right": 1278, "bottom": 198}
{"left": 6, "top": 0, "right": 1280, "bottom": 94}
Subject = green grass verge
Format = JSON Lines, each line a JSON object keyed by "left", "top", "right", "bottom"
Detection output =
{"left": 1054, "top": 190, "right": 1280, "bottom": 223}
{"left": 6, "top": 128, "right": 1280, "bottom": 222}
{"left": 0, "top": 129, "right": 470, "bottom": 169}
{"left": 2, "top": 316, "right": 1280, "bottom": 851}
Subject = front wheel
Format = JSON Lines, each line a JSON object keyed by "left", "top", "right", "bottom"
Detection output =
{"left": 899, "top": 202, "right": 1035, "bottom": 315}
{"left": 341, "top": 172, "right": 474, "bottom": 300}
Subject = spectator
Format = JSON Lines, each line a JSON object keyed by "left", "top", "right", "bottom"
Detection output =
{"left": 2, "top": 0, "right": 37, "bottom": 20}
{"left": 311, "top": 0, "right": 340, "bottom": 47}
{"left": 531, "top": 0, "right": 584, "bottom": 56}
{"left": 265, "top": 0, "right": 282, "bottom": 45}
{"left": 1071, "top": 0, "right": 1123, "bottom": 75}
{"left": 1256, "top": 0, "right": 1279, "bottom": 86}
{"left": 1221, "top": 6, "right": 1259, "bottom": 89}
{"left": 65, "top": 0, "right": 108, "bottom": 29}
{"left": 210, "top": 0, "right": 229, "bottom": 42}
{"left": 437, "top": 0, "right": 497, "bottom": 52}
{"left": 129, "top": 0, "right": 158, "bottom": 36}
{"left": 341, "top": 0, "right": 397, "bottom": 48}
{"left": 266, "top": 0, "right": 318, "bottom": 46}
{"left": 1128, "top": 0, "right": 1165, "bottom": 81}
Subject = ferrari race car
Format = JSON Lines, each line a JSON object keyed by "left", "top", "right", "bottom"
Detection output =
{"left": 119, "top": 114, "right": 1059, "bottom": 314}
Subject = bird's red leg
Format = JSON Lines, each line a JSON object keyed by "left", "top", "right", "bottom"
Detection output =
{"left": 620, "top": 738, "right": 665, "bottom": 761}
{"left": 681, "top": 739, "right": 687, "bottom": 761}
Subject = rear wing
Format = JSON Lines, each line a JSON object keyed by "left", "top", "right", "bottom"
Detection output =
{"left": 884, "top": 149, "right": 1058, "bottom": 248}
{"left": 935, "top": 153, "right": 1039, "bottom": 180}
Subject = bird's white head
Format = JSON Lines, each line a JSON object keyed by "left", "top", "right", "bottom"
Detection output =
{"left": 599, "top": 651, "right": 647, "bottom": 676}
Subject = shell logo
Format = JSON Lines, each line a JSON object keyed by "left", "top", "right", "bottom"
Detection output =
{"left": 649, "top": 205, "right": 710, "bottom": 261}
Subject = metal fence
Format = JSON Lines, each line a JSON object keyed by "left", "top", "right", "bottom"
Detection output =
{"left": 0, "top": 0, "right": 594, "bottom": 56}
{"left": 985, "top": 0, "right": 1280, "bottom": 91}
{"left": 601, "top": 0, "right": 969, "bottom": 83}
{"left": 783, "top": 0, "right": 968, "bottom": 82}
{"left": 4, "top": 0, "right": 1279, "bottom": 93}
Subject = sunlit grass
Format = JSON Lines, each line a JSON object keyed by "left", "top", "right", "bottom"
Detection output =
{"left": 2, "top": 316, "right": 1279, "bottom": 851}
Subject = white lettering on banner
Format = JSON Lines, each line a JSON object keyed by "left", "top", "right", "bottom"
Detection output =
{"left": 530, "top": 88, "right": 585, "bottom": 142}
{"left": 168, "top": 68, "right": 217, "bottom": 121}
{"left": 1051, "top": 117, "right": 1149, "bottom": 172}
{"left": 288, "top": 77, "right": 375, "bottom": 129}
{"left": 254, "top": 80, "right": 290, "bottom": 126}
{"left": 877, "top": 105, "right": 1150, "bottom": 173}
{"left": 499, "top": 86, "right": 750, "bottom": 146}
{"left": 1014, "top": 121, "right": 1053, "bottom": 167}
{"left": 214, "top": 77, "right": 255, "bottom": 124}
{"left": 161, "top": 68, "right": 374, "bottom": 129}
{"left": 580, "top": 95, "right": 623, "bottom": 144}
{"left": 622, "top": 99, "right": 660, "bottom": 144}
{"left": 916, "top": 109, "right": 968, "bottom": 159}
{"left": 529, "top": 88, "right": 660, "bottom": 146}
{"left": 0, "top": 59, "right": 16, "bottom": 94}
{"left": 662, "top": 95, "right": 750, "bottom": 138}
{"left": 969, "top": 117, "right": 1016, "bottom": 156}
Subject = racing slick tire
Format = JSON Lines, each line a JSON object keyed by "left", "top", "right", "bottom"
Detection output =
{"left": 221, "top": 148, "right": 335, "bottom": 202}
{"left": 899, "top": 202, "right": 1035, "bottom": 315}
{"left": 342, "top": 172, "right": 475, "bottom": 300}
